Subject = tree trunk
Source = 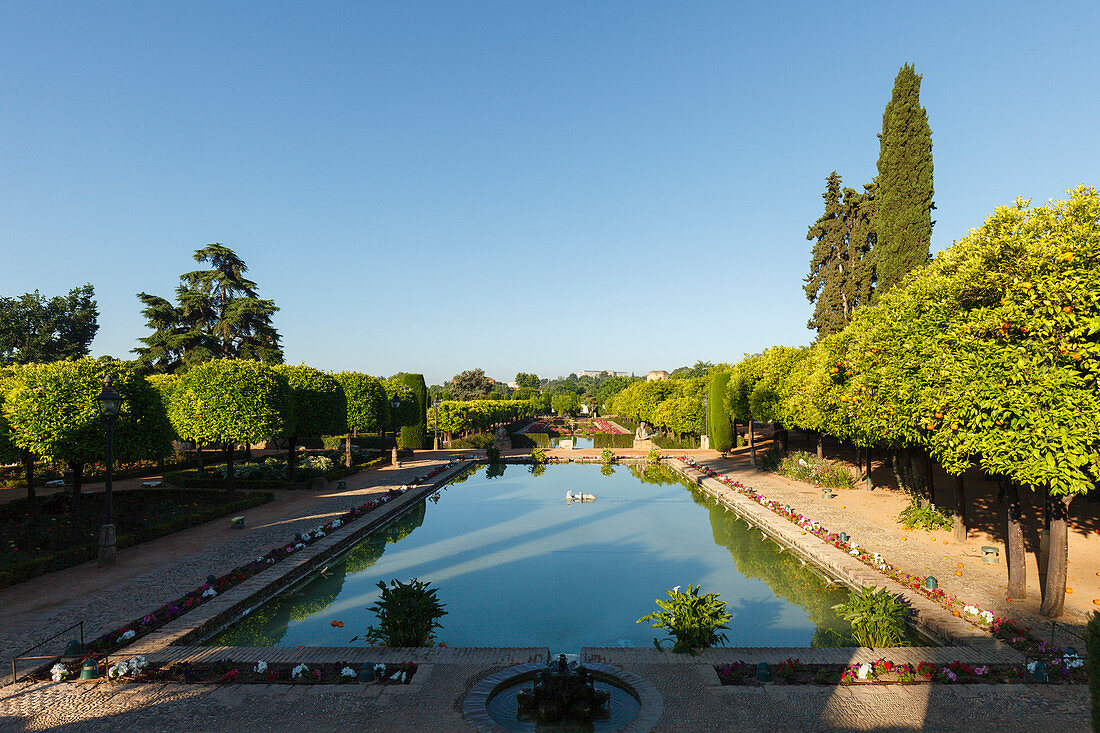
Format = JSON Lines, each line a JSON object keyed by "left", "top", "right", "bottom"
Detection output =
{"left": 224, "top": 443, "right": 235, "bottom": 493}
{"left": 69, "top": 461, "right": 84, "bottom": 518}
{"left": 952, "top": 473, "right": 967, "bottom": 542}
{"left": 1039, "top": 495, "right": 1073, "bottom": 618}
{"left": 345, "top": 431, "right": 353, "bottom": 468}
{"left": 287, "top": 436, "right": 297, "bottom": 481}
{"left": 196, "top": 443, "right": 203, "bottom": 472}
{"left": 778, "top": 425, "right": 788, "bottom": 452}
{"left": 864, "top": 447, "right": 872, "bottom": 490}
{"left": 816, "top": 432, "right": 823, "bottom": 460}
{"left": 1039, "top": 489, "right": 1052, "bottom": 585}
{"left": 1005, "top": 481, "right": 1027, "bottom": 599}
{"left": 923, "top": 452, "right": 935, "bottom": 504}
{"left": 22, "top": 450, "right": 36, "bottom": 505}
{"left": 748, "top": 419, "right": 756, "bottom": 466}
{"left": 244, "top": 443, "right": 252, "bottom": 462}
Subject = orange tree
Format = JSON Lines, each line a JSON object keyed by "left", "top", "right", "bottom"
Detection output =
{"left": 4, "top": 359, "right": 174, "bottom": 504}
{"left": 274, "top": 365, "right": 346, "bottom": 477}
{"left": 332, "top": 372, "right": 386, "bottom": 466}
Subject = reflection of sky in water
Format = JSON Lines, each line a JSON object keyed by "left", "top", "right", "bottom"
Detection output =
{"left": 209, "top": 464, "right": 854, "bottom": 652}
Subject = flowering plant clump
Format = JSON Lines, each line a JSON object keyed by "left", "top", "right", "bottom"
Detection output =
{"left": 774, "top": 658, "right": 800, "bottom": 681}
{"left": 50, "top": 663, "right": 69, "bottom": 682}
{"left": 253, "top": 660, "right": 267, "bottom": 674}
{"left": 675, "top": 456, "right": 1078, "bottom": 663}
{"left": 291, "top": 663, "right": 310, "bottom": 680}
{"left": 107, "top": 656, "right": 148, "bottom": 679}
{"left": 716, "top": 661, "right": 752, "bottom": 684}
{"left": 341, "top": 666, "right": 357, "bottom": 678}
{"left": 82, "top": 459, "right": 466, "bottom": 658}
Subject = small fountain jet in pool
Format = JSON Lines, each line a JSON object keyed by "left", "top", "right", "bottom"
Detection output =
{"left": 566, "top": 490, "right": 597, "bottom": 503}
{"left": 516, "top": 654, "right": 610, "bottom": 723}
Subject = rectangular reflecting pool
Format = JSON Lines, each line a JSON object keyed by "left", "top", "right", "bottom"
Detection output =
{"left": 207, "top": 463, "right": 863, "bottom": 650}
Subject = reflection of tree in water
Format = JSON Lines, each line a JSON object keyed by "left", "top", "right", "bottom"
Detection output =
{"left": 703, "top": 491, "right": 856, "bottom": 646}
{"left": 626, "top": 465, "right": 684, "bottom": 486}
{"left": 599, "top": 463, "right": 615, "bottom": 477}
{"left": 208, "top": 500, "right": 430, "bottom": 647}
{"left": 447, "top": 465, "right": 479, "bottom": 485}
{"left": 485, "top": 462, "right": 507, "bottom": 479}
{"left": 529, "top": 463, "right": 547, "bottom": 478}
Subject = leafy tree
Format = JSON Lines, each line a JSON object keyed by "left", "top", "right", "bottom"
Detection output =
{"left": 383, "top": 379, "right": 418, "bottom": 443}
{"left": 515, "top": 372, "right": 540, "bottom": 390}
{"left": 805, "top": 173, "right": 876, "bottom": 337}
{"left": 274, "top": 365, "right": 346, "bottom": 476}
{"left": 449, "top": 368, "right": 492, "bottom": 400}
{"left": 332, "top": 372, "right": 386, "bottom": 466}
{"left": 133, "top": 244, "right": 282, "bottom": 372}
{"left": 0, "top": 285, "right": 99, "bottom": 365}
{"left": 169, "top": 360, "right": 285, "bottom": 490}
{"left": 874, "top": 63, "right": 934, "bottom": 296}
{"left": 4, "top": 359, "right": 174, "bottom": 502}
{"left": 551, "top": 392, "right": 581, "bottom": 417}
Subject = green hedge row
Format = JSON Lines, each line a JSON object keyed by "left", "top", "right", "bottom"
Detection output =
{"left": 510, "top": 432, "right": 550, "bottom": 448}
{"left": 0, "top": 491, "right": 272, "bottom": 589}
{"left": 164, "top": 457, "right": 388, "bottom": 490}
{"left": 653, "top": 435, "right": 703, "bottom": 449}
{"left": 593, "top": 433, "right": 633, "bottom": 449}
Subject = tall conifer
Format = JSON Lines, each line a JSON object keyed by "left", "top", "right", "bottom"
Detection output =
{"left": 873, "top": 63, "right": 934, "bottom": 296}
{"left": 805, "top": 173, "right": 876, "bottom": 337}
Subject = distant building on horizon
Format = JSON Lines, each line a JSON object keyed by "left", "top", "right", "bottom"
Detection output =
{"left": 646, "top": 370, "right": 669, "bottom": 381}
{"left": 577, "top": 370, "right": 629, "bottom": 378}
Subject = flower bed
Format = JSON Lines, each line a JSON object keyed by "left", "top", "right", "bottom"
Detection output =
{"left": 715, "top": 655, "right": 1085, "bottom": 686}
{"left": 74, "top": 459, "right": 466, "bottom": 662}
{"left": 676, "top": 457, "right": 1074, "bottom": 664}
{"left": 44, "top": 657, "right": 417, "bottom": 685}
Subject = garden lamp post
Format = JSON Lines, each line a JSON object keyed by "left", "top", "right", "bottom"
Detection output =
{"left": 96, "top": 374, "right": 124, "bottom": 568}
{"left": 390, "top": 396, "right": 401, "bottom": 468}
{"left": 432, "top": 398, "right": 440, "bottom": 450}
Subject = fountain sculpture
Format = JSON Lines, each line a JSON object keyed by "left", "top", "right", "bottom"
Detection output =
{"left": 516, "top": 654, "right": 611, "bottom": 723}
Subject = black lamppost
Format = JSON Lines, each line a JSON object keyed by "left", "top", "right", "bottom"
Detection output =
{"left": 96, "top": 374, "right": 123, "bottom": 568}
{"left": 432, "top": 397, "right": 440, "bottom": 450}
{"left": 390, "top": 396, "right": 401, "bottom": 468}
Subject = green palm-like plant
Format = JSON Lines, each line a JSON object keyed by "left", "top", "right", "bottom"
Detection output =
{"left": 832, "top": 586, "right": 909, "bottom": 647}
{"left": 637, "top": 584, "right": 731, "bottom": 654}
{"left": 364, "top": 578, "right": 447, "bottom": 647}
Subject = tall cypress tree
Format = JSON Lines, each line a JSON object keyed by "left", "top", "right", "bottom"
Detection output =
{"left": 873, "top": 63, "right": 934, "bottom": 296}
{"left": 805, "top": 173, "right": 876, "bottom": 337}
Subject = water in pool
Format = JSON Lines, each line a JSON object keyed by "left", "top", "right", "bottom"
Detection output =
{"left": 208, "top": 463, "right": 857, "bottom": 650}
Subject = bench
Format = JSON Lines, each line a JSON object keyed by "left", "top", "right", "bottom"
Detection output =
{"left": 230, "top": 516, "right": 245, "bottom": 529}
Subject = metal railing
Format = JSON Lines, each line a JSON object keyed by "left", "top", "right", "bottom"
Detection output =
{"left": 9, "top": 620, "right": 83, "bottom": 685}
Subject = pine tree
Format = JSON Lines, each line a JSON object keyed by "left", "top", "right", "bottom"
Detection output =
{"left": 874, "top": 63, "right": 934, "bottom": 296}
{"left": 134, "top": 244, "right": 283, "bottom": 372}
{"left": 805, "top": 173, "right": 876, "bottom": 337}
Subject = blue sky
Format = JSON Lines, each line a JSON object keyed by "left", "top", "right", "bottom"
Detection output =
{"left": 2, "top": 1, "right": 1096, "bottom": 386}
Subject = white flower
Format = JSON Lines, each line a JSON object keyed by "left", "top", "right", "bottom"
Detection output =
{"left": 979, "top": 610, "right": 994, "bottom": 624}
{"left": 963, "top": 604, "right": 980, "bottom": 616}
{"left": 390, "top": 670, "right": 402, "bottom": 681}
{"left": 857, "top": 663, "right": 872, "bottom": 680}
{"left": 202, "top": 588, "right": 217, "bottom": 599}
{"left": 373, "top": 663, "right": 386, "bottom": 677}
{"left": 107, "top": 662, "right": 126, "bottom": 679}
{"left": 291, "top": 663, "right": 309, "bottom": 679}
{"left": 257, "top": 556, "right": 266, "bottom": 563}
{"left": 128, "top": 656, "right": 147, "bottom": 672}
{"left": 50, "top": 663, "right": 68, "bottom": 682}
{"left": 1066, "top": 657, "right": 1084, "bottom": 669}
{"left": 849, "top": 548, "right": 860, "bottom": 556}
{"left": 313, "top": 531, "right": 325, "bottom": 539}
{"left": 117, "top": 630, "right": 135, "bottom": 642}
{"left": 294, "top": 542, "right": 305, "bottom": 550}
{"left": 331, "top": 519, "right": 342, "bottom": 529}
{"left": 341, "top": 666, "right": 357, "bottom": 678}
{"left": 254, "top": 661, "right": 268, "bottom": 674}
{"left": 671, "top": 586, "right": 681, "bottom": 593}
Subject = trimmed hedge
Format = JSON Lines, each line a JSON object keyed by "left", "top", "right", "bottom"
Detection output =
{"left": 510, "top": 432, "right": 550, "bottom": 448}
{"left": 164, "top": 457, "right": 388, "bottom": 490}
{"left": 593, "top": 433, "right": 633, "bottom": 449}
{"left": 0, "top": 490, "right": 272, "bottom": 589}
{"left": 708, "top": 372, "right": 733, "bottom": 452}
{"left": 653, "top": 435, "right": 703, "bottom": 449}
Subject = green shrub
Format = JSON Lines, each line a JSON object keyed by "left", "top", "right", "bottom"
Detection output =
{"left": 735, "top": 434, "right": 746, "bottom": 448}
{"left": 773, "top": 450, "right": 854, "bottom": 489}
{"left": 637, "top": 584, "right": 731, "bottom": 654}
{"left": 449, "top": 433, "right": 494, "bottom": 449}
{"left": 832, "top": 586, "right": 910, "bottom": 647}
{"left": 529, "top": 448, "right": 547, "bottom": 464}
{"left": 365, "top": 578, "right": 447, "bottom": 647}
{"left": 600, "top": 448, "right": 616, "bottom": 464}
{"left": 898, "top": 499, "right": 952, "bottom": 530}
{"left": 485, "top": 446, "right": 501, "bottom": 463}
{"left": 593, "top": 433, "right": 633, "bottom": 449}
{"left": 646, "top": 447, "right": 661, "bottom": 464}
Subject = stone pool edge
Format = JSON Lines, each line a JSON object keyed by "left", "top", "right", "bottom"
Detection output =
{"left": 122, "top": 459, "right": 479, "bottom": 662}
{"left": 662, "top": 458, "right": 1024, "bottom": 662}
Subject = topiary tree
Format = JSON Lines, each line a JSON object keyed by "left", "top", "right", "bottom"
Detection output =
{"left": 170, "top": 359, "right": 285, "bottom": 490}
{"left": 707, "top": 371, "right": 732, "bottom": 452}
{"left": 332, "top": 372, "right": 386, "bottom": 467}
{"left": 4, "top": 359, "right": 174, "bottom": 506}
{"left": 396, "top": 373, "right": 427, "bottom": 450}
{"left": 383, "top": 380, "right": 418, "bottom": 446}
{"left": 274, "top": 365, "right": 346, "bottom": 478}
